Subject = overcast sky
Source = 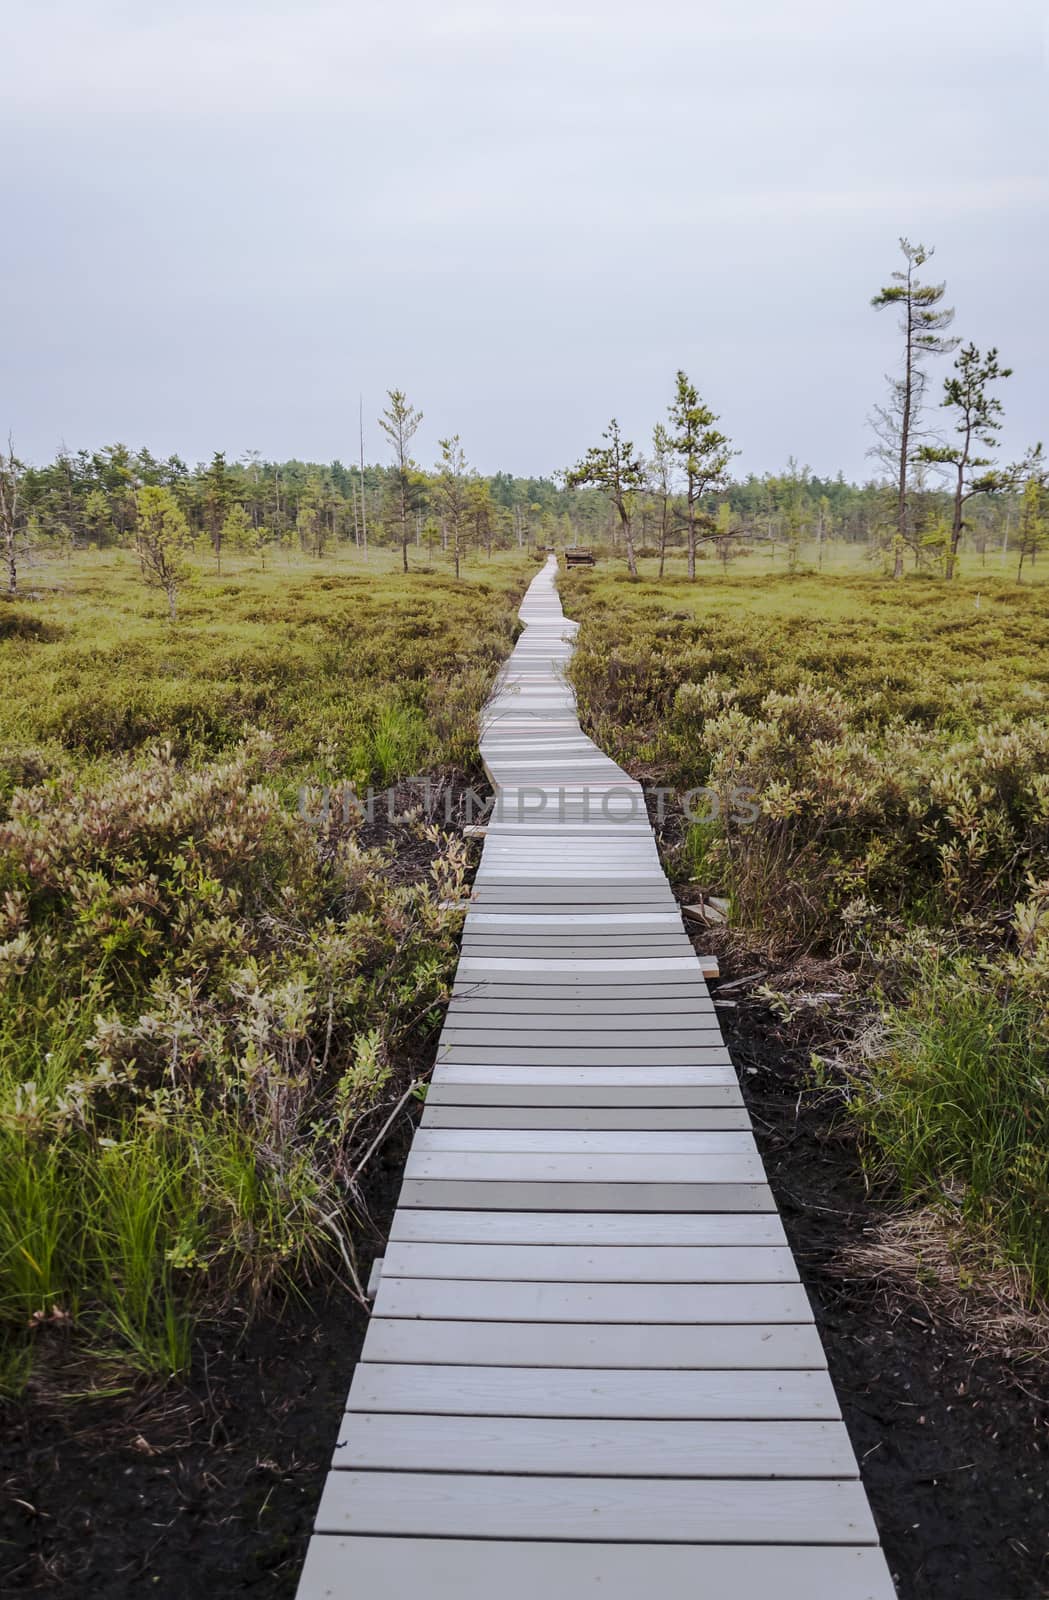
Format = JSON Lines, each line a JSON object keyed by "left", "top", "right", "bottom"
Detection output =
{"left": 4, "top": 0, "right": 1047, "bottom": 480}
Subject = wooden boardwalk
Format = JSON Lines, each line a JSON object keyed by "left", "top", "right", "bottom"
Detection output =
{"left": 297, "top": 559, "right": 896, "bottom": 1599}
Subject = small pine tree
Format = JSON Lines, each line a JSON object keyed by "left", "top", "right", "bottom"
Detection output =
{"left": 134, "top": 486, "right": 195, "bottom": 620}
{"left": 666, "top": 373, "right": 735, "bottom": 581}
{"left": 918, "top": 344, "right": 1012, "bottom": 579}
{"left": 220, "top": 503, "right": 254, "bottom": 567}
{"left": 566, "top": 419, "right": 645, "bottom": 577}
{"left": 1016, "top": 453, "right": 1048, "bottom": 582}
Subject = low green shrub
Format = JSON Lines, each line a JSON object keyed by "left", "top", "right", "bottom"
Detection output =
{"left": 0, "top": 736, "right": 471, "bottom": 1388}
{"left": 0, "top": 551, "right": 529, "bottom": 1389}
{"left": 563, "top": 566, "right": 1049, "bottom": 1294}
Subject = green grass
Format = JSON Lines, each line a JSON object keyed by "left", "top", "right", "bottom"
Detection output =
{"left": 0, "top": 546, "right": 531, "bottom": 1392}
{"left": 3, "top": 548, "right": 530, "bottom": 792}
{"left": 858, "top": 958, "right": 1049, "bottom": 1296}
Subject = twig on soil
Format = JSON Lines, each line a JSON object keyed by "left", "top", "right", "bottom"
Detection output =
{"left": 311, "top": 1209, "right": 370, "bottom": 1313}
{"left": 348, "top": 1077, "right": 423, "bottom": 1190}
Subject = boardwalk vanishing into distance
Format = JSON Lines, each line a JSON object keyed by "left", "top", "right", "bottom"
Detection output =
{"left": 297, "top": 558, "right": 896, "bottom": 1599}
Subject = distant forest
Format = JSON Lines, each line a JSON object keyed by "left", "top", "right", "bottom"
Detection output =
{"left": 3, "top": 238, "right": 1046, "bottom": 588}
{"left": 4, "top": 440, "right": 1038, "bottom": 576}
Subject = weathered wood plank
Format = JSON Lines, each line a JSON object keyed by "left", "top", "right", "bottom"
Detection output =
{"left": 297, "top": 1539, "right": 897, "bottom": 1600}
{"left": 333, "top": 1414, "right": 858, "bottom": 1478}
{"left": 440, "top": 1027, "right": 723, "bottom": 1047}
{"left": 382, "top": 1242, "right": 797, "bottom": 1282}
{"left": 314, "top": 1472, "right": 880, "bottom": 1544}
{"left": 402, "top": 1152, "right": 764, "bottom": 1182}
{"left": 436, "top": 1047, "right": 735, "bottom": 1068}
{"left": 450, "top": 940, "right": 697, "bottom": 953}
{"left": 360, "top": 1319, "right": 824, "bottom": 1370}
{"left": 432, "top": 1065, "right": 739, "bottom": 1085}
{"left": 413, "top": 1129, "right": 757, "bottom": 1154}
{"left": 398, "top": 1180, "right": 775, "bottom": 1210}
{"left": 442, "top": 1016, "right": 721, "bottom": 1034}
{"left": 466, "top": 913, "right": 680, "bottom": 926}
{"left": 371, "top": 1278, "right": 812, "bottom": 1323}
{"left": 460, "top": 953, "right": 700, "bottom": 966}
{"left": 424, "top": 1082, "right": 743, "bottom": 1106}
{"left": 449, "top": 990, "right": 715, "bottom": 1008}
{"left": 419, "top": 1104, "right": 751, "bottom": 1129}
{"left": 388, "top": 1209, "right": 787, "bottom": 1247}
{"left": 450, "top": 988, "right": 717, "bottom": 1007}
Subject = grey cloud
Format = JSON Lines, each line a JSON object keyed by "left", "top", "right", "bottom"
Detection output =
{"left": 4, "top": 0, "right": 1046, "bottom": 477}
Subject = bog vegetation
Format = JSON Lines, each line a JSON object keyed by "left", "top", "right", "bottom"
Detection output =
{"left": 1, "top": 234, "right": 1046, "bottom": 1393}
{"left": 563, "top": 563, "right": 1049, "bottom": 1298}
{"left": 0, "top": 552, "right": 528, "bottom": 1392}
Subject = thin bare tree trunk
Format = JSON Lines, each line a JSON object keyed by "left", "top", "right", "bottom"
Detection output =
{"left": 894, "top": 278, "right": 914, "bottom": 579}
{"left": 618, "top": 503, "right": 637, "bottom": 577}
{"left": 358, "top": 397, "right": 369, "bottom": 560}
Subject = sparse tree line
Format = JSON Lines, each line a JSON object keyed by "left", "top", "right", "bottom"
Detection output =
{"left": 1, "top": 267, "right": 1045, "bottom": 617}
{"left": 565, "top": 238, "right": 1045, "bottom": 582}
{"left": 869, "top": 237, "right": 1045, "bottom": 579}
{"left": 0, "top": 425, "right": 604, "bottom": 614}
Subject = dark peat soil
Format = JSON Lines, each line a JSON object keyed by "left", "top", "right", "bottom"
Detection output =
{"left": 4, "top": 930, "right": 1048, "bottom": 1599}
{"left": 0, "top": 1130, "right": 409, "bottom": 1600}
{"left": 712, "top": 940, "right": 1049, "bottom": 1600}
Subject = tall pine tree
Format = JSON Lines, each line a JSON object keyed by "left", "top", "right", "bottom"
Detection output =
{"left": 871, "top": 239, "right": 957, "bottom": 577}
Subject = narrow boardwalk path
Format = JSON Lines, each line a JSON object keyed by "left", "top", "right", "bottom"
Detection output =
{"left": 297, "top": 559, "right": 895, "bottom": 1599}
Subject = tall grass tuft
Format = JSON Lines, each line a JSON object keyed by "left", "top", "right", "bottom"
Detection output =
{"left": 857, "top": 958, "right": 1049, "bottom": 1298}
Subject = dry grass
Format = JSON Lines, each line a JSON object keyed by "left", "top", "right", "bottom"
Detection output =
{"left": 835, "top": 1209, "right": 1049, "bottom": 1367}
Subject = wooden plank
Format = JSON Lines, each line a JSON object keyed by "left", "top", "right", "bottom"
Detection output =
{"left": 447, "top": 1004, "right": 717, "bottom": 1022}
{"left": 297, "top": 1539, "right": 897, "bottom": 1600}
{"left": 402, "top": 1152, "right": 764, "bottom": 1182}
{"left": 436, "top": 1047, "right": 734, "bottom": 1068}
{"left": 334, "top": 1414, "right": 858, "bottom": 1478}
{"left": 398, "top": 1180, "right": 775, "bottom": 1211}
{"left": 474, "top": 870, "right": 668, "bottom": 884}
{"left": 412, "top": 1129, "right": 757, "bottom": 1154}
{"left": 439, "top": 1027, "right": 722, "bottom": 1046}
{"left": 432, "top": 1065, "right": 739, "bottom": 1085}
{"left": 360, "top": 1319, "right": 825, "bottom": 1371}
{"left": 456, "top": 943, "right": 696, "bottom": 958}
{"left": 423, "top": 1084, "right": 744, "bottom": 1107}
{"left": 453, "top": 975, "right": 710, "bottom": 991}
{"left": 466, "top": 913, "right": 683, "bottom": 927}
{"left": 314, "top": 1472, "right": 880, "bottom": 1544}
{"left": 460, "top": 933, "right": 692, "bottom": 944}
{"left": 388, "top": 1210, "right": 788, "bottom": 1247}
{"left": 419, "top": 1105, "right": 753, "bottom": 1129}
{"left": 371, "top": 1278, "right": 812, "bottom": 1323}
{"left": 382, "top": 1242, "right": 798, "bottom": 1282}
{"left": 442, "top": 1015, "right": 721, "bottom": 1033}
{"left": 459, "top": 957, "right": 700, "bottom": 975}
{"left": 471, "top": 862, "right": 665, "bottom": 870}
{"left": 450, "top": 990, "right": 715, "bottom": 1008}
{"left": 469, "top": 890, "right": 679, "bottom": 906}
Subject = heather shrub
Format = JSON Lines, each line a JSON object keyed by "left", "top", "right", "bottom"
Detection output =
{"left": 0, "top": 551, "right": 529, "bottom": 1387}
{"left": 0, "top": 737, "right": 471, "bottom": 1381}
{"left": 564, "top": 566, "right": 1049, "bottom": 1293}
